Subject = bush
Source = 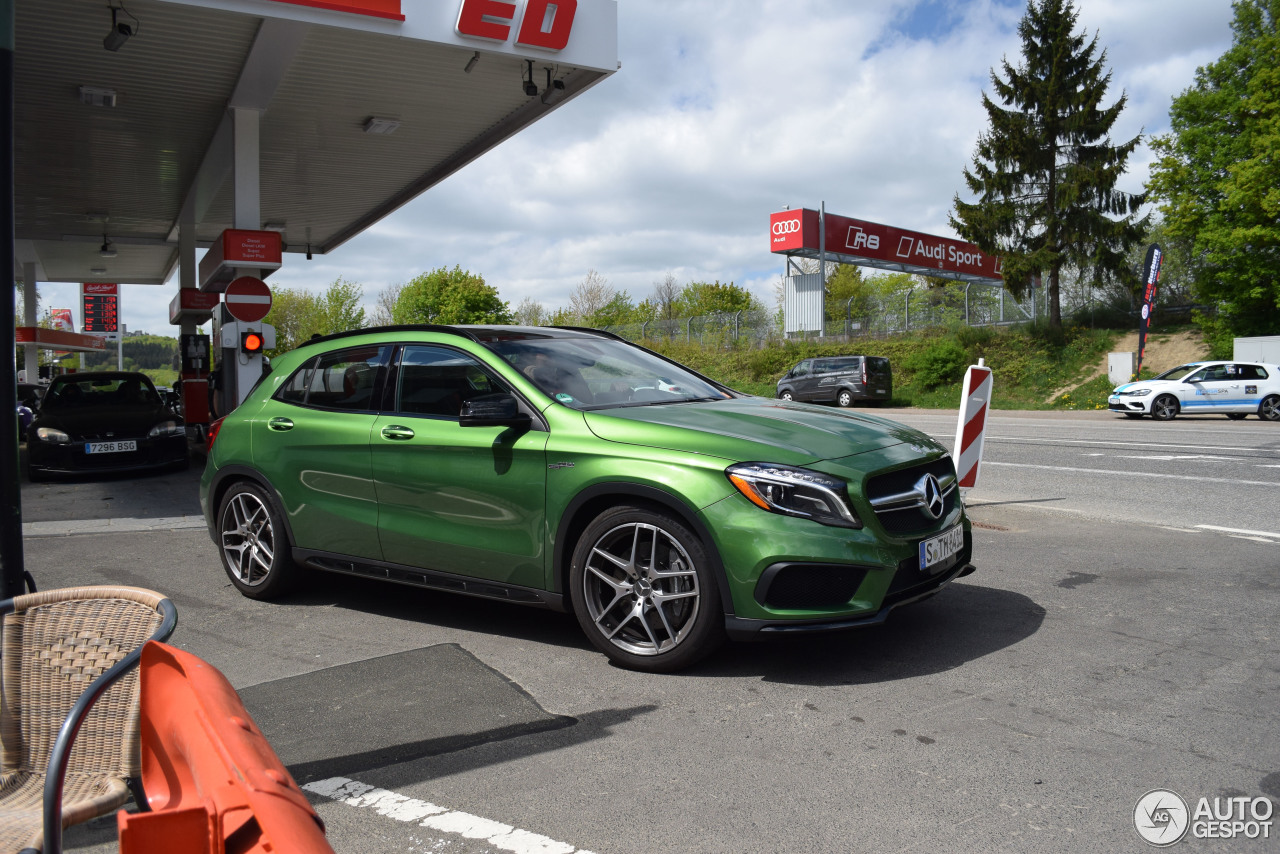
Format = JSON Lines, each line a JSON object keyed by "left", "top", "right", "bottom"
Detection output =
{"left": 903, "top": 338, "right": 969, "bottom": 390}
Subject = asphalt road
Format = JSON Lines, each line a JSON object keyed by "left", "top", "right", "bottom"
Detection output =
{"left": 15, "top": 408, "right": 1280, "bottom": 854}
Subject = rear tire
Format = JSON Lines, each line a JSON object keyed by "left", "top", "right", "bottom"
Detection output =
{"left": 569, "top": 506, "right": 724, "bottom": 673}
{"left": 1150, "top": 395, "right": 1179, "bottom": 421}
{"left": 217, "top": 481, "right": 299, "bottom": 600}
{"left": 836, "top": 389, "right": 854, "bottom": 408}
{"left": 1259, "top": 395, "right": 1280, "bottom": 422}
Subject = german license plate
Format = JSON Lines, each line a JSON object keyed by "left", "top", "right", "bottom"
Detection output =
{"left": 919, "top": 524, "right": 963, "bottom": 572}
{"left": 86, "top": 440, "right": 137, "bottom": 454}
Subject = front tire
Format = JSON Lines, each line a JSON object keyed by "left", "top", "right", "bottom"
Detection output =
{"left": 569, "top": 506, "right": 724, "bottom": 673}
{"left": 1150, "top": 395, "right": 1179, "bottom": 421}
{"left": 836, "top": 389, "right": 854, "bottom": 408}
{"left": 778, "top": 389, "right": 794, "bottom": 401}
{"left": 217, "top": 481, "right": 299, "bottom": 599}
{"left": 1259, "top": 395, "right": 1280, "bottom": 422}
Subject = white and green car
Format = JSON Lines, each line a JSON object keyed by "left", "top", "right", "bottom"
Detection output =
{"left": 1109, "top": 361, "right": 1280, "bottom": 421}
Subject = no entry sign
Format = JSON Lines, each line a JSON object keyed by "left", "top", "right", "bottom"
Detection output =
{"left": 224, "top": 276, "right": 273, "bottom": 323}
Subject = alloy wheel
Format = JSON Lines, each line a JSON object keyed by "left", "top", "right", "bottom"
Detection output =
{"left": 221, "top": 490, "right": 277, "bottom": 588}
{"left": 580, "top": 521, "right": 701, "bottom": 657}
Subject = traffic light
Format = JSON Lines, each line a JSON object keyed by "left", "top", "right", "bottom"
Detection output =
{"left": 240, "top": 330, "right": 264, "bottom": 355}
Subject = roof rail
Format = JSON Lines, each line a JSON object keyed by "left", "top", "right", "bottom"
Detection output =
{"left": 295, "top": 324, "right": 477, "bottom": 351}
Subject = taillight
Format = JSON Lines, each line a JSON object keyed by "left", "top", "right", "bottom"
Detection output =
{"left": 206, "top": 417, "right": 226, "bottom": 453}
{"left": 861, "top": 365, "right": 867, "bottom": 386}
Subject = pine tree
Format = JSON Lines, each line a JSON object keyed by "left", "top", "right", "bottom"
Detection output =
{"left": 951, "top": 0, "right": 1147, "bottom": 329}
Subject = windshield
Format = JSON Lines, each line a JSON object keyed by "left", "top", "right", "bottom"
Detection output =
{"left": 1152, "top": 364, "right": 1201, "bottom": 382}
{"left": 43, "top": 375, "right": 160, "bottom": 410}
{"left": 481, "top": 335, "right": 731, "bottom": 411}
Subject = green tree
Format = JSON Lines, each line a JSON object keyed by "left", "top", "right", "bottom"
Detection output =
{"left": 394, "top": 266, "right": 513, "bottom": 325}
{"left": 674, "top": 281, "right": 760, "bottom": 317}
{"left": 824, "top": 264, "right": 872, "bottom": 321}
{"left": 1146, "top": 0, "right": 1280, "bottom": 337}
{"left": 262, "top": 278, "right": 366, "bottom": 355}
{"left": 951, "top": 0, "right": 1147, "bottom": 329}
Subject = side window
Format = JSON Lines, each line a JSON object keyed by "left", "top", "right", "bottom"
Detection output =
{"left": 274, "top": 346, "right": 388, "bottom": 412}
{"left": 793, "top": 360, "right": 811, "bottom": 377}
{"left": 1186, "top": 368, "right": 1210, "bottom": 383}
{"left": 394, "top": 345, "right": 508, "bottom": 418}
{"left": 1236, "top": 364, "right": 1266, "bottom": 381}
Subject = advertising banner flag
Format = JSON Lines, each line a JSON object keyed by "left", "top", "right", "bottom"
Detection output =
{"left": 1134, "top": 244, "right": 1163, "bottom": 379}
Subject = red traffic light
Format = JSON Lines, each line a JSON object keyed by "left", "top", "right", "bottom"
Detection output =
{"left": 241, "top": 331, "right": 264, "bottom": 354}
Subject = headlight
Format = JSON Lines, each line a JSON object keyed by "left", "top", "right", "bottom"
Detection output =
{"left": 36, "top": 427, "right": 71, "bottom": 444}
{"left": 726, "top": 463, "right": 862, "bottom": 529}
{"left": 148, "top": 421, "right": 183, "bottom": 438}
{"left": 1122, "top": 388, "right": 1151, "bottom": 397}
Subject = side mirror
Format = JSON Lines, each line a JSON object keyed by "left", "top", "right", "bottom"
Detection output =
{"left": 460, "top": 393, "right": 532, "bottom": 429}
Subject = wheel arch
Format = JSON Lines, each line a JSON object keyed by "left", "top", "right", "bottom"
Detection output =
{"left": 552, "top": 483, "right": 736, "bottom": 617}
{"left": 206, "top": 465, "right": 298, "bottom": 549}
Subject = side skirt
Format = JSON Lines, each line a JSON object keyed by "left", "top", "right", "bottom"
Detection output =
{"left": 293, "top": 549, "right": 569, "bottom": 613}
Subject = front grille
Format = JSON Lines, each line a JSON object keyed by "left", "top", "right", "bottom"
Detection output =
{"left": 755, "top": 563, "right": 868, "bottom": 610}
{"left": 865, "top": 457, "right": 958, "bottom": 535}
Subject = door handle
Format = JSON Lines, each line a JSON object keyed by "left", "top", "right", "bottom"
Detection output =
{"left": 267, "top": 417, "right": 294, "bottom": 432}
{"left": 381, "top": 425, "right": 415, "bottom": 441}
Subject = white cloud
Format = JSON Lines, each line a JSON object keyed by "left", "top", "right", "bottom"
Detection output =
{"left": 46, "top": 0, "right": 1235, "bottom": 336}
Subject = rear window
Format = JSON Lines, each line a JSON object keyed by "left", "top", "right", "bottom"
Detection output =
{"left": 865, "top": 357, "right": 890, "bottom": 374}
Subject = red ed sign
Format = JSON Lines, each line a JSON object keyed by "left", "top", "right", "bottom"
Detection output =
{"left": 456, "top": 0, "right": 578, "bottom": 50}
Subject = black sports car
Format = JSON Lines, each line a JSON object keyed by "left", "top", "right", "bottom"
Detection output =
{"left": 26, "top": 372, "right": 188, "bottom": 481}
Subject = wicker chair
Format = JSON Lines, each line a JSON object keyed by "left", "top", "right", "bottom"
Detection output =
{"left": 0, "top": 586, "right": 177, "bottom": 854}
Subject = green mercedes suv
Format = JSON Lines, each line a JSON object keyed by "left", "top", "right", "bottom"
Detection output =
{"left": 200, "top": 326, "right": 974, "bottom": 672}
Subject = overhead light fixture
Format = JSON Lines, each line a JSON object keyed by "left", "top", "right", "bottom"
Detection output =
{"left": 523, "top": 60, "right": 538, "bottom": 97}
{"left": 79, "top": 86, "right": 117, "bottom": 108}
{"left": 103, "top": 4, "right": 138, "bottom": 52}
{"left": 90, "top": 266, "right": 108, "bottom": 275}
{"left": 363, "top": 116, "right": 401, "bottom": 135}
{"left": 464, "top": 51, "right": 479, "bottom": 74}
{"left": 541, "top": 68, "right": 567, "bottom": 106}
{"left": 99, "top": 234, "right": 117, "bottom": 258}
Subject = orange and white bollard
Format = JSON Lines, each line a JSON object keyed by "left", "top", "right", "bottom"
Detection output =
{"left": 952, "top": 359, "right": 993, "bottom": 489}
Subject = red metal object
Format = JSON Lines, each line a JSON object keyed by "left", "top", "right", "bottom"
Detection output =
{"left": 117, "top": 642, "right": 334, "bottom": 854}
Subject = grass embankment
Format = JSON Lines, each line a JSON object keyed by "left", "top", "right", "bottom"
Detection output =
{"left": 646, "top": 324, "right": 1207, "bottom": 412}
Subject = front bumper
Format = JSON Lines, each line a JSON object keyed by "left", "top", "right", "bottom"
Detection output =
{"left": 27, "top": 434, "right": 188, "bottom": 476}
{"left": 1109, "top": 394, "right": 1150, "bottom": 413}
{"left": 725, "top": 560, "right": 975, "bottom": 640}
{"left": 701, "top": 487, "right": 972, "bottom": 629}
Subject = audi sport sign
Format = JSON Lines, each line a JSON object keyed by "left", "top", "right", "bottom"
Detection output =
{"left": 770, "top": 208, "right": 1003, "bottom": 283}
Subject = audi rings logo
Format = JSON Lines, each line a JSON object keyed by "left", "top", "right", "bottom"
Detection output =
{"left": 916, "top": 474, "right": 945, "bottom": 520}
{"left": 773, "top": 219, "right": 801, "bottom": 236}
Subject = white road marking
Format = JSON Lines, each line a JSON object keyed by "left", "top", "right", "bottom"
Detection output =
{"left": 1196, "top": 524, "right": 1280, "bottom": 541}
{"left": 304, "top": 777, "right": 592, "bottom": 854}
{"left": 1112, "top": 454, "right": 1236, "bottom": 461}
{"left": 982, "top": 461, "right": 1279, "bottom": 488}
{"left": 22, "top": 515, "right": 206, "bottom": 537}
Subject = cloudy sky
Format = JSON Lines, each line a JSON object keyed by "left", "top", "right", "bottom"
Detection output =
{"left": 40, "top": 0, "right": 1236, "bottom": 335}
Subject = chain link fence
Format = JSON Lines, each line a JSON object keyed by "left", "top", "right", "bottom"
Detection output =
{"left": 604, "top": 281, "right": 1202, "bottom": 347}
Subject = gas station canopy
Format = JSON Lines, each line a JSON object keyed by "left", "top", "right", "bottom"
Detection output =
{"left": 13, "top": 0, "right": 618, "bottom": 287}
